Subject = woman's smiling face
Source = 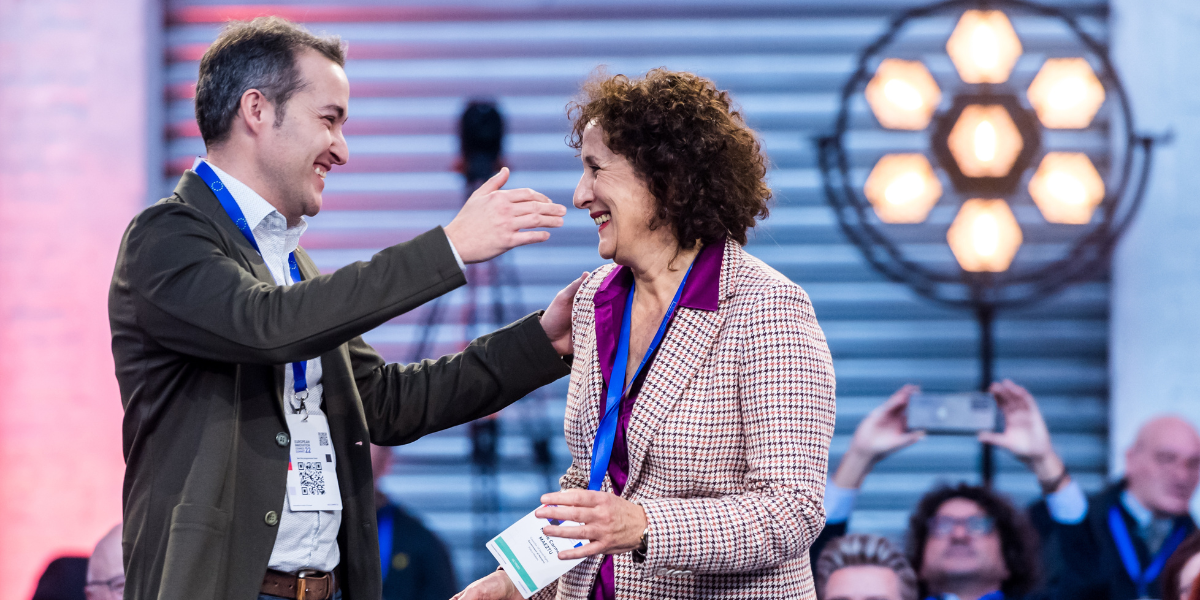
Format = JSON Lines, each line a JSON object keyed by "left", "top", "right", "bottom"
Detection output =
{"left": 572, "top": 123, "right": 659, "bottom": 263}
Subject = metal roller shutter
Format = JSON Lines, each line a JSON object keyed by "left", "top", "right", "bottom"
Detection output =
{"left": 162, "top": 0, "right": 1110, "bottom": 585}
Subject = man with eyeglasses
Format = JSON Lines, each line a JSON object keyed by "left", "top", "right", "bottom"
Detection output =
{"left": 84, "top": 524, "right": 124, "bottom": 600}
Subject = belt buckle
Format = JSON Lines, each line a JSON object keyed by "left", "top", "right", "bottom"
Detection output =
{"left": 295, "top": 570, "right": 327, "bottom": 600}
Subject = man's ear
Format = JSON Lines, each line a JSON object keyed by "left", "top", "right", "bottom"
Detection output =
{"left": 237, "top": 88, "right": 275, "bottom": 137}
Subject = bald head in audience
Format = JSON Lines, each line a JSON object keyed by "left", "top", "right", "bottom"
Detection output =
{"left": 85, "top": 524, "right": 123, "bottom": 600}
{"left": 1126, "top": 416, "right": 1200, "bottom": 517}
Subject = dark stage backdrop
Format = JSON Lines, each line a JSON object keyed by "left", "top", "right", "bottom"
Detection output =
{"left": 162, "top": 0, "right": 1111, "bottom": 585}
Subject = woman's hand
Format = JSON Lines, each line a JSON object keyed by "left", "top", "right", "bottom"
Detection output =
{"left": 451, "top": 571, "right": 522, "bottom": 600}
{"left": 832, "top": 384, "right": 926, "bottom": 489}
{"left": 535, "top": 490, "right": 647, "bottom": 560}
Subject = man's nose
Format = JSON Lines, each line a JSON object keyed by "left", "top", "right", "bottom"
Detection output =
{"left": 331, "top": 130, "right": 349, "bottom": 166}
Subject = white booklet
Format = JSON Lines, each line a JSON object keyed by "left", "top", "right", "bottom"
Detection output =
{"left": 486, "top": 505, "right": 590, "bottom": 598}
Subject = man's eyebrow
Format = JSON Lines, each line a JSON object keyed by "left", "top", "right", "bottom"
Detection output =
{"left": 320, "top": 104, "right": 346, "bottom": 119}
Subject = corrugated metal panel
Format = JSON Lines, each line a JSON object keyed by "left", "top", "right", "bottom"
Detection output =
{"left": 163, "top": 0, "right": 1111, "bottom": 585}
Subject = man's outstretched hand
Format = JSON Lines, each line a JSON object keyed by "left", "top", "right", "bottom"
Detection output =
{"left": 541, "top": 272, "right": 588, "bottom": 356}
{"left": 445, "top": 168, "right": 567, "bottom": 264}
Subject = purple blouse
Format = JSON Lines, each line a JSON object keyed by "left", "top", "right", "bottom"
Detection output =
{"left": 589, "top": 241, "right": 723, "bottom": 600}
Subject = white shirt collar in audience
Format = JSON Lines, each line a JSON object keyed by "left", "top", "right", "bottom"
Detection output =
{"left": 1120, "top": 489, "right": 1154, "bottom": 528}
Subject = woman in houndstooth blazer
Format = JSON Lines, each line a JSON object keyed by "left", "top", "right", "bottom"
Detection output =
{"left": 456, "top": 69, "right": 837, "bottom": 600}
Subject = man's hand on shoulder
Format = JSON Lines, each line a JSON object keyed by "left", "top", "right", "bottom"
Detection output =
{"left": 541, "top": 272, "right": 588, "bottom": 356}
{"left": 444, "top": 168, "right": 567, "bottom": 264}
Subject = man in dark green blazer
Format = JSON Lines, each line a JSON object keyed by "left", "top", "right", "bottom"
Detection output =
{"left": 109, "top": 17, "right": 578, "bottom": 600}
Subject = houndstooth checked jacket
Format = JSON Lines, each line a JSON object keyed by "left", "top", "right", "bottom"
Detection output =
{"left": 538, "top": 239, "right": 837, "bottom": 600}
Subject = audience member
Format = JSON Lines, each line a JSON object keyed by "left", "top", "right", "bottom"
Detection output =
{"left": 989, "top": 382, "right": 1200, "bottom": 600}
{"left": 33, "top": 557, "right": 87, "bottom": 600}
{"left": 1161, "top": 532, "right": 1200, "bottom": 600}
{"left": 815, "top": 379, "right": 1200, "bottom": 600}
{"left": 815, "top": 533, "right": 918, "bottom": 600}
{"left": 370, "top": 444, "right": 457, "bottom": 600}
{"left": 906, "top": 484, "right": 1041, "bottom": 600}
{"left": 84, "top": 524, "right": 123, "bottom": 600}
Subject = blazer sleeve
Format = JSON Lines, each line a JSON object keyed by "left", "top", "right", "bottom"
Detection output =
{"left": 637, "top": 282, "right": 837, "bottom": 575}
{"left": 352, "top": 312, "right": 572, "bottom": 446}
{"left": 119, "top": 202, "right": 466, "bottom": 364}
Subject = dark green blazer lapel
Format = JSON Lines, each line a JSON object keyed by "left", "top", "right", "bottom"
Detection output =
{"left": 174, "top": 170, "right": 274, "bottom": 285}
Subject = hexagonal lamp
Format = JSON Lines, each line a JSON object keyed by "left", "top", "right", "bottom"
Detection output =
{"left": 947, "top": 104, "right": 1025, "bottom": 178}
{"left": 1027, "top": 58, "right": 1106, "bottom": 129}
{"left": 864, "top": 154, "right": 943, "bottom": 223}
{"left": 946, "top": 10, "right": 1023, "bottom": 84}
{"left": 865, "top": 58, "right": 943, "bottom": 130}
{"left": 947, "top": 199, "right": 1023, "bottom": 272}
{"left": 1028, "top": 152, "right": 1106, "bottom": 224}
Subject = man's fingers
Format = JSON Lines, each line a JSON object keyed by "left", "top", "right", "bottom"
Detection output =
{"left": 513, "top": 213, "right": 565, "bottom": 230}
{"left": 493, "top": 187, "right": 556, "bottom": 206}
{"left": 471, "top": 167, "right": 510, "bottom": 198}
{"left": 509, "top": 231, "right": 551, "bottom": 247}
{"left": 507, "top": 197, "right": 567, "bottom": 217}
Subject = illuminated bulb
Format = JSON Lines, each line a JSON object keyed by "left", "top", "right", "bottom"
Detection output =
{"left": 974, "top": 120, "right": 997, "bottom": 162}
{"left": 947, "top": 199, "right": 1023, "bottom": 272}
{"left": 865, "top": 59, "right": 942, "bottom": 130}
{"left": 1027, "top": 58, "right": 1106, "bottom": 129}
{"left": 971, "top": 23, "right": 1000, "bottom": 71}
{"left": 885, "top": 171, "right": 927, "bottom": 205}
{"left": 863, "top": 153, "right": 943, "bottom": 223}
{"left": 946, "top": 104, "right": 1024, "bottom": 178}
{"left": 884, "top": 79, "right": 924, "bottom": 111}
{"left": 1028, "top": 152, "right": 1105, "bottom": 224}
{"left": 947, "top": 10, "right": 1023, "bottom": 84}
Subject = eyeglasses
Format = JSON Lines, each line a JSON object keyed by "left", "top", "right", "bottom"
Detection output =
{"left": 927, "top": 515, "right": 996, "bottom": 537}
{"left": 84, "top": 576, "right": 125, "bottom": 595}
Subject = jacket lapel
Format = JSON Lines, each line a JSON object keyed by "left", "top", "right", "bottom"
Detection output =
{"left": 623, "top": 241, "right": 739, "bottom": 492}
{"left": 175, "top": 170, "right": 275, "bottom": 284}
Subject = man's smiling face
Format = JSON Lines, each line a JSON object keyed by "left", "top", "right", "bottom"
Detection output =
{"left": 258, "top": 48, "right": 350, "bottom": 224}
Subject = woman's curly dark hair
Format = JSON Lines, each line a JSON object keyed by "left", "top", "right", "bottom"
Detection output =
{"left": 567, "top": 68, "right": 771, "bottom": 246}
{"left": 906, "top": 483, "right": 1041, "bottom": 598}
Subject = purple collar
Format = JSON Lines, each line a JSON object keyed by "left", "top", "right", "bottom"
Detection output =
{"left": 592, "top": 240, "right": 724, "bottom": 387}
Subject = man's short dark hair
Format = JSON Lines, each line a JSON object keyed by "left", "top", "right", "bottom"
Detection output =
{"left": 905, "top": 483, "right": 1041, "bottom": 598}
{"left": 195, "top": 16, "right": 345, "bottom": 147}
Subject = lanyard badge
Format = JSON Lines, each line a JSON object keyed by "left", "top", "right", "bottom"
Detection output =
{"left": 1108, "top": 505, "right": 1188, "bottom": 598}
{"left": 587, "top": 263, "right": 694, "bottom": 492}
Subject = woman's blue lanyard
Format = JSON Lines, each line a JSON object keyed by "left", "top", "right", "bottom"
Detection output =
{"left": 925, "top": 593, "right": 1003, "bottom": 600}
{"left": 1108, "top": 505, "right": 1188, "bottom": 597}
{"left": 587, "top": 264, "right": 693, "bottom": 492}
{"left": 193, "top": 161, "right": 310, "bottom": 410}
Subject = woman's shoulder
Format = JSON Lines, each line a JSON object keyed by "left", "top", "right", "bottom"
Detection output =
{"left": 726, "top": 244, "right": 813, "bottom": 307}
{"left": 575, "top": 263, "right": 619, "bottom": 303}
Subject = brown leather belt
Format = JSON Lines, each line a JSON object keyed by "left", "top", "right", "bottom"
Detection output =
{"left": 261, "top": 568, "right": 339, "bottom": 600}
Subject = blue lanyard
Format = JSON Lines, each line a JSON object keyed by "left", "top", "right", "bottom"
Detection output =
{"left": 193, "top": 161, "right": 309, "bottom": 398}
{"left": 924, "top": 594, "right": 1003, "bottom": 600}
{"left": 1108, "top": 505, "right": 1188, "bottom": 597}
{"left": 587, "top": 264, "right": 693, "bottom": 492}
{"left": 378, "top": 507, "right": 394, "bottom": 579}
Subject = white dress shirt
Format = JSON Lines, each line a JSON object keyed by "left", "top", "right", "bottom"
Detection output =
{"left": 202, "top": 161, "right": 340, "bottom": 573}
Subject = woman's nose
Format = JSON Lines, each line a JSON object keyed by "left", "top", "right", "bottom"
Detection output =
{"left": 572, "top": 173, "right": 591, "bottom": 209}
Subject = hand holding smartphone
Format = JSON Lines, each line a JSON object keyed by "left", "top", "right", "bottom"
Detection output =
{"left": 906, "top": 392, "right": 998, "bottom": 433}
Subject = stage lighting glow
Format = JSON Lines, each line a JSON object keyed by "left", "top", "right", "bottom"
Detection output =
{"left": 1027, "top": 58, "right": 1106, "bottom": 129}
{"left": 947, "top": 104, "right": 1024, "bottom": 178}
{"left": 947, "top": 199, "right": 1023, "bottom": 272}
{"left": 863, "top": 153, "right": 943, "bottom": 223}
{"left": 1028, "top": 152, "right": 1105, "bottom": 224}
{"left": 865, "top": 58, "right": 942, "bottom": 130}
{"left": 947, "top": 10, "right": 1023, "bottom": 84}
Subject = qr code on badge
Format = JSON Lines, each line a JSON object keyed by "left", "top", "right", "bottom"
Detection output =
{"left": 318, "top": 432, "right": 329, "bottom": 446}
{"left": 298, "top": 461, "right": 325, "bottom": 495}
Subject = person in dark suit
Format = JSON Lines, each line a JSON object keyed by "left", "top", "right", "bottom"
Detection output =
{"left": 370, "top": 444, "right": 458, "bottom": 600}
{"left": 110, "top": 16, "right": 579, "bottom": 600}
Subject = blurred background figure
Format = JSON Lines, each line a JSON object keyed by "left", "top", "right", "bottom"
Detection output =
{"left": 371, "top": 445, "right": 458, "bottom": 600}
{"left": 905, "top": 485, "right": 1042, "bottom": 600}
{"left": 1161, "top": 532, "right": 1200, "bottom": 600}
{"left": 83, "top": 525, "right": 123, "bottom": 600}
{"left": 31, "top": 558, "right": 87, "bottom": 600}
{"left": 815, "top": 533, "right": 918, "bottom": 600}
